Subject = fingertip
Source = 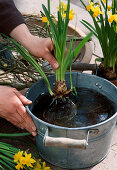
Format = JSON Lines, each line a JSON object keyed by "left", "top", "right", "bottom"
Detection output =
{"left": 14, "top": 90, "right": 32, "bottom": 105}
{"left": 44, "top": 51, "right": 59, "bottom": 71}
{"left": 32, "top": 131, "right": 37, "bottom": 136}
{"left": 54, "top": 62, "right": 59, "bottom": 69}
{"left": 23, "top": 98, "right": 32, "bottom": 105}
{"left": 52, "top": 62, "right": 59, "bottom": 71}
{"left": 26, "top": 100, "right": 32, "bottom": 104}
{"left": 32, "top": 126, "right": 36, "bottom": 131}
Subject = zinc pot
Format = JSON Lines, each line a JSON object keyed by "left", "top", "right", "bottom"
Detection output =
{"left": 26, "top": 72, "right": 117, "bottom": 169}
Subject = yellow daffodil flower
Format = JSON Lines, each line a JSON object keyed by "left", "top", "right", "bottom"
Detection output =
{"left": 14, "top": 150, "right": 23, "bottom": 163}
{"left": 69, "top": 9, "right": 75, "bottom": 20}
{"left": 42, "top": 16, "right": 49, "bottom": 26}
{"left": 108, "top": 12, "right": 117, "bottom": 23}
{"left": 57, "top": 1, "right": 62, "bottom": 10}
{"left": 92, "top": 6, "right": 103, "bottom": 17}
{"left": 63, "top": 2, "right": 67, "bottom": 11}
{"left": 62, "top": 9, "right": 75, "bottom": 20}
{"left": 34, "top": 160, "right": 51, "bottom": 170}
{"left": 34, "top": 160, "right": 41, "bottom": 170}
{"left": 57, "top": 2, "right": 67, "bottom": 12}
{"left": 24, "top": 152, "right": 36, "bottom": 167}
{"left": 86, "top": 1, "right": 94, "bottom": 11}
{"left": 107, "top": 5, "right": 111, "bottom": 11}
{"left": 42, "top": 161, "right": 51, "bottom": 170}
{"left": 20, "top": 157, "right": 27, "bottom": 165}
{"left": 101, "top": 0, "right": 106, "bottom": 3}
{"left": 15, "top": 163, "right": 23, "bottom": 170}
{"left": 62, "top": 12, "right": 66, "bottom": 18}
{"left": 108, "top": 12, "right": 115, "bottom": 23}
{"left": 44, "top": 168, "right": 51, "bottom": 170}
{"left": 114, "top": 15, "right": 117, "bottom": 23}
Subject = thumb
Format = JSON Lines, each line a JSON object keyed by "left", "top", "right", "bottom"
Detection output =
{"left": 44, "top": 51, "right": 59, "bottom": 71}
{"left": 14, "top": 90, "right": 32, "bottom": 105}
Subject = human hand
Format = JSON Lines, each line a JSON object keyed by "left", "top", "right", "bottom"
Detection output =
{"left": 10, "top": 24, "right": 59, "bottom": 71}
{"left": 25, "top": 35, "right": 59, "bottom": 71}
{"left": 0, "top": 86, "right": 37, "bottom": 136}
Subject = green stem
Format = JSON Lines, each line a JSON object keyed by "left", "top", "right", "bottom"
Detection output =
{"left": 0, "top": 132, "right": 31, "bottom": 137}
{"left": 70, "top": 66, "right": 73, "bottom": 89}
{"left": 48, "top": 0, "right": 50, "bottom": 15}
{"left": 0, "top": 155, "right": 14, "bottom": 163}
{"left": 0, "top": 159, "right": 14, "bottom": 170}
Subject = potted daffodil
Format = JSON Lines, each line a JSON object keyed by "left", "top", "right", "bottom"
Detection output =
{"left": 80, "top": 0, "right": 117, "bottom": 83}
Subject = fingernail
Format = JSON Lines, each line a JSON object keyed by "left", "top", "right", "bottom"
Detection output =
{"left": 32, "top": 132, "right": 37, "bottom": 136}
{"left": 27, "top": 100, "right": 32, "bottom": 103}
{"left": 32, "top": 126, "right": 36, "bottom": 131}
{"left": 54, "top": 63, "right": 59, "bottom": 69}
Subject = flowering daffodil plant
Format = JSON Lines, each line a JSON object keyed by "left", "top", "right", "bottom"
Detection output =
{"left": 41, "top": 0, "right": 92, "bottom": 97}
{"left": 80, "top": 0, "right": 117, "bottom": 71}
{"left": 1, "top": 0, "right": 92, "bottom": 97}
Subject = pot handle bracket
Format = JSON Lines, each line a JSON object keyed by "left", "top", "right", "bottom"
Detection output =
{"left": 43, "top": 128, "right": 98, "bottom": 150}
